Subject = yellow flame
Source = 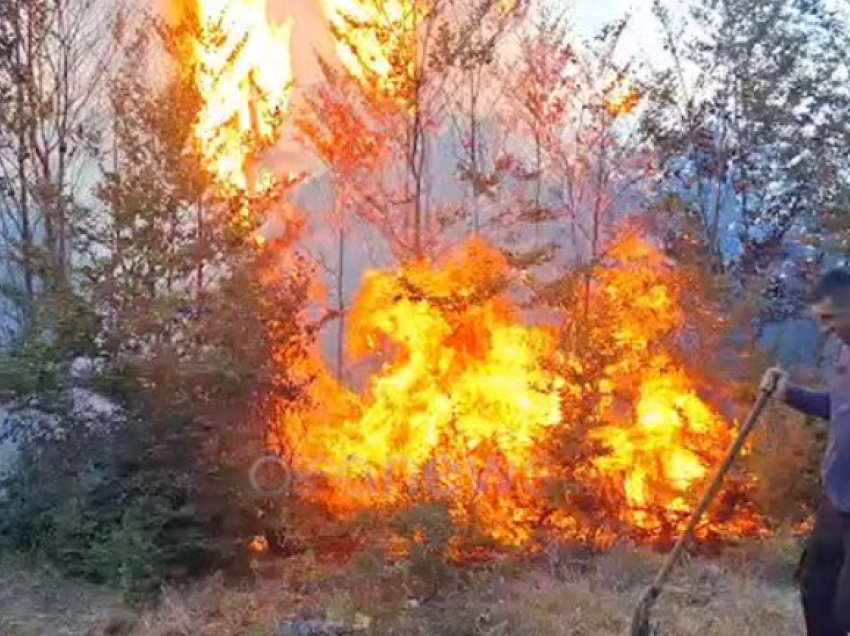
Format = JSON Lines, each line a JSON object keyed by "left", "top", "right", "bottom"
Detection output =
{"left": 604, "top": 75, "right": 641, "bottom": 117}
{"left": 188, "top": 0, "right": 294, "bottom": 194}
{"left": 275, "top": 235, "right": 762, "bottom": 550}
{"left": 593, "top": 370, "right": 720, "bottom": 526}
{"left": 321, "top": 0, "right": 419, "bottom": 104}
{"left": 278, "top": 238, "right": 563, "bottom": 547}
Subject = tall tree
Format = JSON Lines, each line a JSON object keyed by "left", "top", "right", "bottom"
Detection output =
{"left": 643, "top": 0, "right": 850, "bottom": 298}
{"left": 0, "top": 0, "right": 123, "bottom": 331}
{"left": 298, "top": 0, "right": 524, "bottom": 263}
{"left": 500, "top": 11, "right": 651, "bottom": 312}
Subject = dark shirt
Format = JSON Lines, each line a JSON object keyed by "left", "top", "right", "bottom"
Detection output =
{"left": 786, "top": 345, "right": 850, "bottom": 513}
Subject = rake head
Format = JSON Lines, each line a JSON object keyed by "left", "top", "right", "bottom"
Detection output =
{"left": 629, "top": 592, "right": 658, "bottom": 636}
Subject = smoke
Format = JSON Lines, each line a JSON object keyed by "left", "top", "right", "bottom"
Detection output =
{"left": 260, "top": 0, "right": 337, "bottom": 181}
{"left": 267, "top": 0, "right": 334, "bottom": 88}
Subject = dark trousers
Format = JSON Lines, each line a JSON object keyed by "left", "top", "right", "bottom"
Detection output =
{"left": 800, "top": 499, "right": 850, "bottom": 636}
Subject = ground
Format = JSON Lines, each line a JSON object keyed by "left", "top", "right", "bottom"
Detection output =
{"left": 0, "top": 540, "right": 807, "bottom": 636}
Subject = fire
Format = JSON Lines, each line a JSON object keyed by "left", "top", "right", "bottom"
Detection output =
{"left": 320, "top": 0, "right": 419, "bottom": 104}
{"left": 603, "top": 73, "right": 641, "bottom": 117}
{"left": 280, "top": 238, "right": 562, "bottom": 547}
{"left": 593, "top": 370, "right": 721, "bottom": 527}
{"left": 277, "top": 235, "right": 762, "bottom": 551}
{"left": 568, "top": 236, "right": 761, "bottom": 542}
{"left": 605, "top": 86, "right": 641, "bottom": 116}
{"left": 181, "top": 0, "right": 294, "bottom": 205}
{"left": 170, "top": 0, "right": 759, "bottom": 553}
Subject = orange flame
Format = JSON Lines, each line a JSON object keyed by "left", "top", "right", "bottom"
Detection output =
{"left": 276, "top": 235, "right": 762, "bottom": 550}
{"left": 604, "top": 74, "right": 641, "bottom": 117}
{"left": 279, "top": 238, "right": 562, "bottom": 547}
{"left": 605, "top": 86, "right": 641, "bottom": 116}
{"left": 568, "top": 236, "right": 760, "bottom": 541}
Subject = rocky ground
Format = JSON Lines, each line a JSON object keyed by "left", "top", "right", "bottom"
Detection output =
{"left": 0, "top": 541, "right": 806, "bottom": 636}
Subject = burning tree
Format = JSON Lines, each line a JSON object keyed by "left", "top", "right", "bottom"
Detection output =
{"left": 298, "top": 0, "right": 525, "bottom": 261}
{"left": 545, "top": 233, "right": 761, "bottom": 546}
{"left": 170, "top": 0, "right": 304, "bottom": 233}
{"left": 0, "top": 0, "right": 315, "bottom": 593}
{"left": 0, "top": 0, "right": 825, "bottom": 605}
{"left": 267, "top": 0, "right": 767, "bottom": 556}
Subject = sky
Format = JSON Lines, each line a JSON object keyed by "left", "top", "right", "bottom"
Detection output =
{"left": 572, "top": 0, "right": 632, "bottom": 27}
{"left": 569, "top": 0, "right": 666, "bottom": 61}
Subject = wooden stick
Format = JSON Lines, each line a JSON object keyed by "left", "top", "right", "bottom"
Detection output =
{"left": 629, "top": 374, "right": 779, "bottom": 636}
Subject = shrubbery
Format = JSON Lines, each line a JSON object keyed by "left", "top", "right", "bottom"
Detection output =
{"left": 0, "top": 349, "right": 271, "bottom": 600}
{"left": 0, "top": 12, "right": 313, "bottom": 601}
{"left": 0, "top": 250, "right": 310, "bottom": 600}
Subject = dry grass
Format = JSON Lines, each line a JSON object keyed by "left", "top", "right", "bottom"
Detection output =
{"left": 0, "top": 554, "right": 127, "bottom": 636}
{"left": 0, "top": 545, "right": 805, "bottom": 636}
{"left": 500, "top": 552, "right": 802, "bottom": 636}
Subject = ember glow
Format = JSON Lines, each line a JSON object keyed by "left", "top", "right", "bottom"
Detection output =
{"left": 276, "top": 236, "right": 762, "bottom": 549}
{"left": 182, "top": 0, "right": 294, "bottom": 205}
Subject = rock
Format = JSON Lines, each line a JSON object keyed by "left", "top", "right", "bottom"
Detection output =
{"left": 353, "top": 613, "right": 372, "bottom": 631}
{"left": 68, "top": 387, "right": 121, "bottom": 424}
{"left": 70, "top": 356, "right": 103, "bottom": 380}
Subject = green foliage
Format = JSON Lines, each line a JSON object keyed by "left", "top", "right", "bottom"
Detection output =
{"left": 0, "top": 339, "right": 66, "bottom": 400}
{"left": 0, "top": 14, "right": 311, "bottom": 600}
{"left": 0, "top": 284, "right": 100, "bottom": 402}
{"left": 643, "top": 0, "right": 850, "bottom": 279}
{"left": 0, "top": 394, "right": 270, "bottom": 600}
{"left": 393, "top": 504, "right": 458, "bottom": 596}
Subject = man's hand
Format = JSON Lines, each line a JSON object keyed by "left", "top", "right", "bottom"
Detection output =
{"left": 762, "top": 366, "right": 790, "bottom": 399}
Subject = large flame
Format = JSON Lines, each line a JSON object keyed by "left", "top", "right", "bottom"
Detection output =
{"left": 280, "top": 238, "right": 563, "bottom": 547}
{"left": 277, "top": 235, "right": 762, "bottom": 551}
{"left": 171, "top": 0, "right": 760, "bottom": 554}
{"left": 564, "top": 236, "right": 760, "bottom": 542}
{"left": 181, "top": 0, "right": 294, "bottom": 202}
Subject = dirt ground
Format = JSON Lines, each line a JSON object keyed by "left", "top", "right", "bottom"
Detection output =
{"left": 0, "top": 545, "right": 806, "bottom": 636}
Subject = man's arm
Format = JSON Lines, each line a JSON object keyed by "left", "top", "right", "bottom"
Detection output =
{"left": 784, "top": 386, "right": 831, "bottom": 420}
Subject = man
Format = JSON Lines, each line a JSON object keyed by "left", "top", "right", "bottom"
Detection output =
{"left": 773, "top": 268, "right": 850, "bottom": 636}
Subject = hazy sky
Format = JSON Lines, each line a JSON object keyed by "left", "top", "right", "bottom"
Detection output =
{"left": 570, "top": 0, "right": 666, "bottom": 62}
{"left": 572, "top": 0, "right": 632, "bottom": 28}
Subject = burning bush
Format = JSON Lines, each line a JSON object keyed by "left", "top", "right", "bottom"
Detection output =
{"left": 542, "top": 235, "right": 763, "bottom": 546}
{"left": 276, "top": 237, "right": 562, "bottom": 550}
{"left": 272, "top": 232, "right": 764, "bottom": 555}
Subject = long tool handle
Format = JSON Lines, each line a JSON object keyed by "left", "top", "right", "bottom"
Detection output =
{"left": 629, "top": 376, "right": 779, "bottom": 636}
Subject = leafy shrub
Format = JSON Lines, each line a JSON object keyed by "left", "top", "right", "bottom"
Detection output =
{"left": 393, "top": 503, "right": 458, "bottom": 597}
{"left": 0, "top": 253, "right": 310, "bottom": 599}
{"left": 0, "top": 397, "right": 268, "bottom": 600}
